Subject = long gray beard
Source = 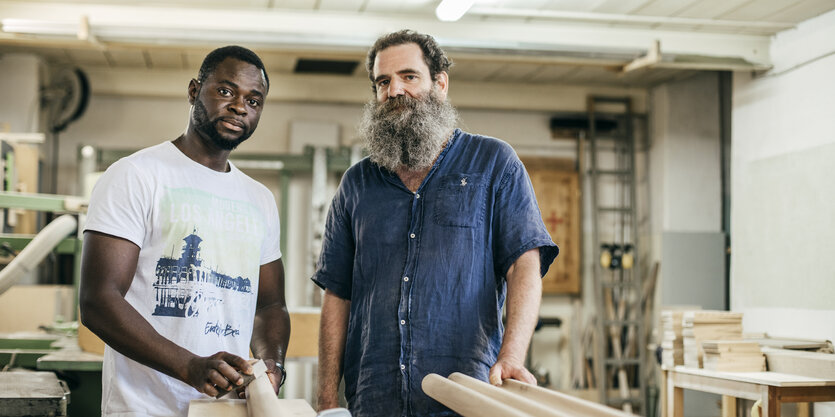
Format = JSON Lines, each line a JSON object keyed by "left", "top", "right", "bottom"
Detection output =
{"left": 359, "top": 88, "right": 458, "bottom": 172}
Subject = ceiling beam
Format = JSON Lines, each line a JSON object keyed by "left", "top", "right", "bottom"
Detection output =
{"left": 82, "top": 67, "right": 648, "bottom": 113}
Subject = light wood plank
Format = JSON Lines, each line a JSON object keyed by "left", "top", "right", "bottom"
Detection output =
{"left": 667, "top": 375, "right": 684, "bottom": 417}
{"left": 763, "top": 0, "right": 835, "bottom": 22}
{"left": 673, "top": 0, "right": 756, "bottom": 19}
{"left": 631, "top": 0, "right": 702, "bottom": 17}
{"left": 146, "top": 50, "right": 186, "bottom": 70}
{"left": 67, "top": 49, "right": 109, "bottom": 66}
{"left": 796, "top": 402, "right": 810, "bottom": 417}
{"left": 673, "top": 366, "right": 835, "bottom": 387}
{"left": 721, "top": 395, "right": 737, "bottom": 417}
{"left": 763, "top": 348, "right": 835, "bottom": 379}
{"left": 718, "top": 1, "right": 790, "bottom": 21}
{"left": 483, "top": 63, "right": 546, "bottom": 83}
{"left": 106, "top": 49, "right": 148, "bottom": 68}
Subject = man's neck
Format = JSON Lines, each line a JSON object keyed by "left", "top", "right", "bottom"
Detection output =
{"left": 172, "top": 132, "right": 231, "bottom": 172}
{"left": 396, "top": 166, "right": 433, "bottom": 193}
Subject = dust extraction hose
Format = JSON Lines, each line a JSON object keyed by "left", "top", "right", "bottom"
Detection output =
{"left": 0, "top": 214, "right": 77, "bottom": 296}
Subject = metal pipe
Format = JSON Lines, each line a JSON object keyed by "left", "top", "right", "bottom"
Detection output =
{"left": 0, "top": 214, "right": 77, "bottom": 296}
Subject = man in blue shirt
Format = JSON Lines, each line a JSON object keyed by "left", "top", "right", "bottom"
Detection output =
{"left": 313, "top": 30, "right": 559, "bottom": 416}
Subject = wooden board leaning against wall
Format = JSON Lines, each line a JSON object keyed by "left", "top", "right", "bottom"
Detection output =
{"left": 520, "top": 157, "right": 580, "bottom": 295}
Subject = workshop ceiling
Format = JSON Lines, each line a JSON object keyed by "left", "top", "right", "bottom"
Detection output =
{"left": 1, "top": 0, "right": 834, "bottom": 88}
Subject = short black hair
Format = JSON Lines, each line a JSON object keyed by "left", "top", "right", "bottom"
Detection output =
{"left": 366, "top": 30, "right": 452, "bottom": 93}
{"left": 198, "top": 45, "right": 269, "bottom": 90}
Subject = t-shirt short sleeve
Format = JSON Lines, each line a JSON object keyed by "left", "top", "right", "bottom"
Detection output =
{"left": 492, "top": 158, "right": 559, "bottom": 278}
{"left": 84, "top": 159, "right": 151, "bottom": 248}
{"left": 311, "top": 183, "right": 355, "bottom": 300}
{"left": 259, "top": 191, "right": 282, "bottom": 266}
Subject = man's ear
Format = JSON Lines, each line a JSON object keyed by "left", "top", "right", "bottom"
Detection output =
{"left": 435, "top": 71, "right": 449, "bottom": 98}
{"left": 188, "top": 79, "right": 200, "bottom": 105}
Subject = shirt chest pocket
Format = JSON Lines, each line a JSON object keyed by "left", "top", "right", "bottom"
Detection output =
{"left": 433, "top": 173, "right": 486, "bottom": 228}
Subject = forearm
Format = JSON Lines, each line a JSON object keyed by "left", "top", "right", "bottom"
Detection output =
{"left": 251, "top": 303, "right": 290, "bottom": 364}
{"left": 499, "top": 278, "right": 541, "bottom": 363}
{"left": 80, "top": 291, "right": 195, "bottom": 383}
{"left": 498, "top": 249, "right": 542, "bottom": 364}
{"left": 317, "top": 290, "right": 350, "bottom": 409}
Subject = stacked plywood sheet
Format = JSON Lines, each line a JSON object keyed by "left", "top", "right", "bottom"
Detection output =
{"left": 682, "top": 311, "right": 743, "bottom": 368}
{"left": 702, "top": 340, "right": 765, "bottom": 372}
{"left": 660, "top": 310, "right": 685, "bottom": 368}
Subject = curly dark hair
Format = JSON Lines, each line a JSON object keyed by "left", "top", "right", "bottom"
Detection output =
{"left": 366, "top": 30, "right": 453, "bottom": 93}
{"left": 198, "top": 45, "right": 269, "bottom": 90}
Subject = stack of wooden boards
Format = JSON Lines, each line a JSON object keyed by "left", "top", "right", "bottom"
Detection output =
{"left": 682, "top": 310, "right": 744, "bottom": 368}
{"left": 661, "top": 309, "right": 767, "bottom": 372}
{"left": 660, "top": 311, "right": 684, "bottom": 368}
{"left": 702, "top": 340, "right": 765, "bottom": 371}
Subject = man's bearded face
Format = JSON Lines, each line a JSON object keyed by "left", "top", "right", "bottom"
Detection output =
{"left": 359, "top": 84, "right": 458, "bottom": 172}
{"left": 192, "top": 95, "right": 253, "bottom": 151}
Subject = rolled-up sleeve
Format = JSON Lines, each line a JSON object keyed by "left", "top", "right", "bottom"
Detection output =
{"left": 492, "top": 158, "right": 559, "bottom": 278}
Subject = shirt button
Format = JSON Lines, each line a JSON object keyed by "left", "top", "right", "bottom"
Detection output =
{"left": 415, "top": 193, "right": 420, "bottom": 199}
{"left": 400, "top": 320, "right": 406, "bottom": 325}
{"left": 410, "top": 233, "right": 415, "bottom": 238}
{"left": 400, "top": 364, "right": 406, "bottom": 370}
{"left": 403, "top": 277, "right": 409, "bottom": 282}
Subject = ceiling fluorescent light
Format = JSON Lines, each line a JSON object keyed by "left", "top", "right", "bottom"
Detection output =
{"left": 436, "top": 0, "right": 477, "bottom": 22}
{"left": 1, "top": 18, "right": 77, "bottom": 37}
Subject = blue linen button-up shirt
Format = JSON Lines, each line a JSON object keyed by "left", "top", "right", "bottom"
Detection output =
{"left": 312, "top": 129, "right": 559, "bottom": 416}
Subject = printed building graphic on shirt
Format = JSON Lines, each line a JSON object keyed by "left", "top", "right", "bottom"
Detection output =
{"left": 153, "top": 229, "right": 252, "bottom": 318}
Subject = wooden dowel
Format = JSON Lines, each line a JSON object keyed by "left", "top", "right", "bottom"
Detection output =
{"left": 447, "top": 373, "right": 569, "bottom": 417}
{"left": 501, "top": 379, "right": 633, "bottom": 417}
{"left": 245, "top": 360, "right": 285, "bottom": 417}
{"left": 421, "top": 374, "right": 533, "bottom": 417}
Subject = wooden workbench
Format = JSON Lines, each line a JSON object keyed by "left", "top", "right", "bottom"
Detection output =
{"left": 188, "top": 398, "right": 316, "bottom": 417}
{"left": 662, "top": 366, "right": 835, "bottom": 417}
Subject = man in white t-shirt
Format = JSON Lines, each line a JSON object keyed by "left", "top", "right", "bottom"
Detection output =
{"left": 80, "top": 45, "right": 290, "bottom": 417}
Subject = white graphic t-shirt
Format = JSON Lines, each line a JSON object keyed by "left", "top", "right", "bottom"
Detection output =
{"left": 84, "top": 141, "right": 281, "bottom": 417}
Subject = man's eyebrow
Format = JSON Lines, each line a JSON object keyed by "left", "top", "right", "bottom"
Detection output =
{"left": 218, "top": 79, "right": 239, "bottom": 90}
{"left": 374, "top": 68, "right": 420, "bottom": 83}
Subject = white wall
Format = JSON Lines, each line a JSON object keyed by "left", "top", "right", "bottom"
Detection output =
{"left": 731, "top": 9, "right": 835, "bottom": 342}
{"left": 732, "top": 8, "right": 835, "bottom": 416}
{"left": 0, "top": 54, "right": 41, "bottom": 133}
{"left": 652, "top": 73, "right": 722, "bottom": 233}
{"left": 650, "top": 72, "right": 725, "bottom": 309}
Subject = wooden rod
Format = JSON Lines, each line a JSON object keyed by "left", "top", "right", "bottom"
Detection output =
{"left": 501, "top": 379, "right": 633, "bottom": 417}
{"left": 448, "top": 373, "right": 569, "bottom": 417}
{"left": 422, "top": 374, "right": 533, "bottom": 417}
{"left": 245, "top": 360, "right": 285, "bottom": 417}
